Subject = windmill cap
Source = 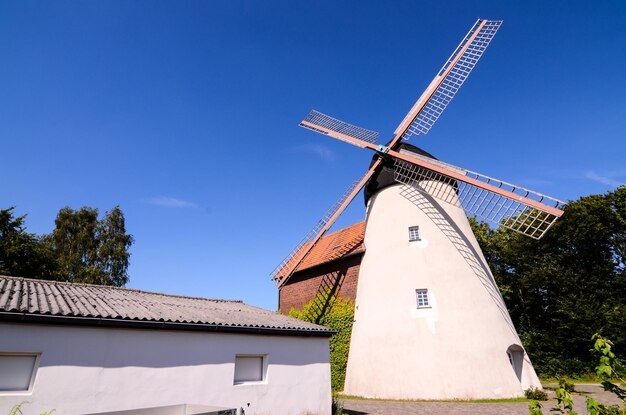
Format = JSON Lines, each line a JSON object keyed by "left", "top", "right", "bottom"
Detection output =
{"left": 364, "top": 143, "right": 439, "bottom": 205}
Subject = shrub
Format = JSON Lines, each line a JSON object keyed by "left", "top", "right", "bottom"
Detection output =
{"left": 529, "top": 401, "right": 544, "bottom": 415}
{"left": 557, "top": 377, "right": 576, "bottom": 393}
{"left": 525, "top": 387, "right": 548, "bottom": 401}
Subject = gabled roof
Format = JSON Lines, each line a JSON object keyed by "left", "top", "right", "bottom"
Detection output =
{"left": 0, "top": 275, "right": 332, "bottom": 336}
{"left": 278, "top": 221, "right": 365, "bottom": 285}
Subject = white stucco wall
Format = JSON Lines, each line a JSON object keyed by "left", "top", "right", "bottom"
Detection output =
{"left": 344, "top": 183, "right": 541, "bottom": 399}
{"left": 0, "top": 323, "right": 331, "bottom": 415}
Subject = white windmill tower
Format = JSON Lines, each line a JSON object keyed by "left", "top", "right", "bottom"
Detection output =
{"left": 271, "top": 19, "right": 566, "bottom": 399}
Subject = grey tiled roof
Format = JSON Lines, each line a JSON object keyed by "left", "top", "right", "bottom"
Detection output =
{"left": 0, "top": 275, "right": 332, "bottom": 336}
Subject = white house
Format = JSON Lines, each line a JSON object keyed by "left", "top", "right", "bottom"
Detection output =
{"left": 0, "top": 275, "right": 333, "bottom": 415}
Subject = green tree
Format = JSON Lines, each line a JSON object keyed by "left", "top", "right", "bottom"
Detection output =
{"left": 47, "top": 206, "right": 133, "bottom": 286}
{"left": 471, "top": 186, "right": 626, "bottom": 376}
{"left": 97, "top": 207, "right": 134, "bottom": 287}
{"left": 0, "top": 207, "right": 56, "bottom": 278}
{"left": 0, "top": 206, "right": 133, "bottom": 286}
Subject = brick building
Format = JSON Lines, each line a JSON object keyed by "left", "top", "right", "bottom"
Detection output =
{"left": 277, "top": 221, "right": 365, "bottom": 314}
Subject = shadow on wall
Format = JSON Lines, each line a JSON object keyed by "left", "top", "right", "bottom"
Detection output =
{"left": 398, "top": 185, "right": 519, "bottom": 339}
{"left": 1, "top": 323, "right": 329, "bottom": 369}
{"left": 304, "top": 268, "right": 347, "bottom": 324}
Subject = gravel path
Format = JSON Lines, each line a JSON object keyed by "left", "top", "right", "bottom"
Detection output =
{"left": 342, "top": 400, "right": 529, "bottom": 415}
{"left": 341, "top": 384, "right": 623, "bottom": 415}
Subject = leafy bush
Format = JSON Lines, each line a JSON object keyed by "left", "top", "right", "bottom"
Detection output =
{"left": 551, "top": 381, "right": 577, "bottom": 415}
{"left": 557, "top": 377, "right": 576, "bottom": 393}
{"left": 529, "top": 400, "right": 544, "bottom": 415}
{"left": 525, "top": 387, "right": 548, "bottom": 401}
{"left": 289, "top": 292, "right": 354, "bottom": 392}
{"left": 528, "top": 334, "right": 626, "bottom": 415}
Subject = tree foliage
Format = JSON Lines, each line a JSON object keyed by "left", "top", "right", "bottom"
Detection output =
{"left": 0, "top": 207, "right": 56, "bottom": 278}
{"left": 46, "top": 206, "right": 133, "bottom": 286}
{"left": 0, "top": 206, "right": 133, "bottom": 286}
{"left": 289, "top": 292, "right": 355, "bottom": 392}
{"left": 471, "top": 186, "right": 626, "bottom": 376}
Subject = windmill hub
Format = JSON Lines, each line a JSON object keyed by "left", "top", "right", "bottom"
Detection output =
{"left": 365, "top": 143, "right": 439, "bottom": 205}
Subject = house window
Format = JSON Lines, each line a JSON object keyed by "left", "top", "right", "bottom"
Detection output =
{"left": 234, "top": 355, "right": 265, "bottom": 384}
{"left": 0, "top": 353, "right": 39, "bottom": 392}
{"left": 408, "top": 226, "right": 421, "bottom": 241}
{"left": 416, "top": 289, "right": 430, "bottom": 308}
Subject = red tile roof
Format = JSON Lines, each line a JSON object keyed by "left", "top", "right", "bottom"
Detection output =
{"left": 275, "top": 222, "right": 365, "bottom": 287}
{"left": 295, "top": 221, "right": 365, "bottom": 272}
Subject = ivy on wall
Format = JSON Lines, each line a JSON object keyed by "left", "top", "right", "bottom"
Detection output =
{"left": 289, "top": 292, "right": 355, "bottom": 392}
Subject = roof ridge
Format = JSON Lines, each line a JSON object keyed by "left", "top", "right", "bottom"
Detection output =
{"left": 324, "top": 220, "right": 365, "bottom": 237}
{"left": 0, "top": 275, "right": 243, "bottom": 304}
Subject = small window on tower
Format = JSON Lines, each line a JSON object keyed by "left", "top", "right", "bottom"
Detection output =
{"left": 416, "top": 288, "right": 430, "bottom": 308}
{"left": 408, "top": 226, "right": 421, "bottom": 241}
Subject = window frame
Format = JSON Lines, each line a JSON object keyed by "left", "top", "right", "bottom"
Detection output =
{"left": 0, "top": 352, "right": 41, "bottom": 395}
{"left": 408, "top": 226, "right": 421, "bottom": 242}
{"left": 233, "top": 354, "right": 267, "bottom": 385}
{"left": 415, "top": 288, "right": 430, "bottom": 308}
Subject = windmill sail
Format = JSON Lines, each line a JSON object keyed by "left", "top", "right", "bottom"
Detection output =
{"left": 391, "top": 153, "right": 566, "bottom": 239}
{"left": 295, "top": 110, "right": 565, "bottom": 239}
{"left": 301, "top": 20, "right": 504, "bottom": 153}
{"left": 274, "top": 18, "right": 562, "bottom": 285}
{"left": 270, "top": 164, "right": 381, "bottom": 285}
{"left": 300, "top": 110, "right": 380, "bottom": 146}
{"left": 273, "top": 113, "right": 383, "bottom": 286}
{"left": 395, "top": 19, "right": 503, "bottom": 140}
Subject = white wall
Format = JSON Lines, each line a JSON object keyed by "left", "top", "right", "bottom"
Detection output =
{"left": 0, "top": 323, "right": 331, "bottom": 415}
{"left": 344, "top": 183, "right": 541, "bottom": 399}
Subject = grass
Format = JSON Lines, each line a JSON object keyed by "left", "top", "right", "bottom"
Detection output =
{"left": 336, "top": 394, "right": 532, "bottom": 403}
{"left": 540, "top": 373, "right": 602, "bottom": 384}
{"left": 337, "top": 379, "right": 625, "bottom": 406}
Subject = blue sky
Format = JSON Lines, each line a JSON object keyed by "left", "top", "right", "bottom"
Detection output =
{"left": 1, "top": 1, "right": 625, "bottom": 310}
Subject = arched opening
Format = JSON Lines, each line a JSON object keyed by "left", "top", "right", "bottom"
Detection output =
{"left": 507, "top": 344, "right": 524, "bottom": 382}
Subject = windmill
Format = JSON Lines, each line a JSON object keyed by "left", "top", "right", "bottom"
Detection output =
{"left": 271, "top": 19, "right": 566, "bottom": 399}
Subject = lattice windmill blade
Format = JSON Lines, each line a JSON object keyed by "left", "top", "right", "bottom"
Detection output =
{"left": 270, "top": 161, "right": 383, "bottom": 286}
{"left": 299, "top": 110, "right": 380, "bottom": 148}
{"left": 394, "top": 19, "right": 503, "bottom": 140}
{"left": 389, "top": 151, "right": 566, "bottom": 239}
{"left": 295, "top": 108, "right": 565, "bottom": 239}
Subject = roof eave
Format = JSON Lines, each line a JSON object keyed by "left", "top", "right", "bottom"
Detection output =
{"left": 0, "top": 311, "right": 335, "bottom": 338}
